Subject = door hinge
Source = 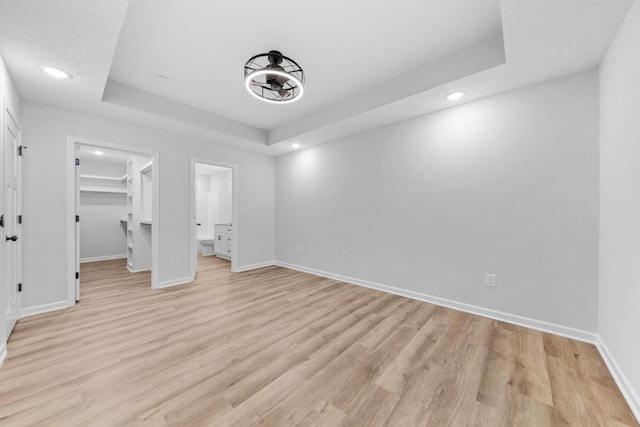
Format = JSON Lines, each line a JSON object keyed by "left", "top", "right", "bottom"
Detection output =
{"left": 75, "top": 158, "right": 80, "bottom": 166}
{"left": 17, "top": 214, "right": 22, "bottom": 224}
{"left": 17, "top": 283, "right": 22, "bottom": 292}
{"left": 0, "top": 214, "right": 4, "bottom": 228}
{"left": 76, "top": 272, "right": 79, "bottom": 280}
{"left": 76, "top": 215, "right": 80, "bottom": 222}
{"left": 18, "top": 145, "right": 25, "bottom": 156}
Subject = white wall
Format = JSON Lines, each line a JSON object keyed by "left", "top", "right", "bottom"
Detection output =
{"left": 195, "top": 169, "right": 231, "bottom": 253}
{"left": 211, "top": 169, "right": 232, "bottom": 224}
{"left": 0, "top": 55, "right": 20, "bottom": 120}
{"left": 79, "top": 159, "right": 127, "bottom": 262}
{"left": 276, "top": 69, "right": 599, "bottom": 332}
{"left": 599, "top": 0, "right": 640, "bottom": 417}
{"left": 80, "top": 193, "right": 127, "bottom": 261}
{"left": 0, "top": 53, "right": 21, "bottom": 360}
{"left": 20, "top": 101, "right": 275, "bottom": 310}
{"left": 196, "top": 173, "right": 213, "bottom": 239}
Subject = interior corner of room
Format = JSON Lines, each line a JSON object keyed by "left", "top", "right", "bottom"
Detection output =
{"left": 0, "top": 0, "right": 639, "bottom": 424}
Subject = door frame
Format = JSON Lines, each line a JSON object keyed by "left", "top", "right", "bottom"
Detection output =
{"left": 66, "top": 137, "right": 160, "bottom": 305}
{"left": 189, "top": 158, "right": 238, "bottom": 275}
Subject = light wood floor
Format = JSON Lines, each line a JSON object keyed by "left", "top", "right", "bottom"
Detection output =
{"left": 0, "top": 256, "right": 637, "bottom": 426}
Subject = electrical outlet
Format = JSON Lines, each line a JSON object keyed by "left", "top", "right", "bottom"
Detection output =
{"left": 485, "top": 273, "right": 496, "bottom": 288}
{"left": 171, "top": 255, "right": 178, "bottom": 264}
{"left": 295, "top": 246, "right": 301, "bottom": 254}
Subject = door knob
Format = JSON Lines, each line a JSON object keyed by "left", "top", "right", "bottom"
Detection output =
{"left": 6, "top": 235, "right": 18, "bottom": 242}
{"left": 197, "top": 223, "right": 202, "bottom": 226}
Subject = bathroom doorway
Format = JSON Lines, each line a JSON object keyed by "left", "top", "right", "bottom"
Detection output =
{"left": 67, "top": 139, "right": 159, "bottom": 303}
{"left": 190, "top": 159, "right": 237, "bottom": 276}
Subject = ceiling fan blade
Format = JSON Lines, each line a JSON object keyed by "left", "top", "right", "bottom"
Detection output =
{"left": 275, "top": 74, "right": 290, "bottom": 85}
{"left": 251, "top": 82, "right": 271, "bottom": 90}
{"left": 278, "top": 88, "right": 291, "bottom": 98}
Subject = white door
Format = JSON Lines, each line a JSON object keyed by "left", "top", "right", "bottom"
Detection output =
{"left": 3, "top": 104, "right": 22, "bottom": 336}
{"left": 75, "top": 151, "right": 80, "bottom": 301}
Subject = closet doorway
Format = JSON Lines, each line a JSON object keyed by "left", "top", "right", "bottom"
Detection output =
{"left": 67, "top": 139, "right": 159, "bottom": 303}
{"left": 190, "top": 159, "right": 237, "bottom": 276}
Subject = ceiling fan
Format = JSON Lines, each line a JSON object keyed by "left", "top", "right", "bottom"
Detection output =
{"left": 244, "top": 50, "right": 305, "bottom": 104}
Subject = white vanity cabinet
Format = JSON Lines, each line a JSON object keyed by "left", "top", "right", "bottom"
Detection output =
{"left": 213, "top": 224, "right": 232, "bottom": 260}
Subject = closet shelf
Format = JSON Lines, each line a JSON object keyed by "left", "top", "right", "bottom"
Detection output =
{"left": 139, "top": 219, "right": 152, "bottom": 226}
{"left": 80, "top": 186, "right": 127, "bottom": 194}
{"left": 80, "top": 174, "right": 123, "bottom": 182}
{"left": 140, "top": 161, "right": 153, "bottom": 175}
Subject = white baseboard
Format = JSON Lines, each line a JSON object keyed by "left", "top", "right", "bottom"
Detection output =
{"left": 80, "top": 254, "right": 126, "bottom": 263}
{"left": 233, "top": 260, "right": 275, "bottom": 273}
{"left": 128, "top": 267, "right": 151, "bottom": 273}
{"left": 596, "top": 337, "right": 640, "bottom": 423}
{"left": 21, "top": 300, "right": 70, "bottom": 317}
{"left": 155, "top": 275, "right": 194, "bottom": 289}
{"left": 275, "top": 261, "right": 598, "bottom": 344}
{"left": 0, "top": 342, "right": 6, "bottom": 367}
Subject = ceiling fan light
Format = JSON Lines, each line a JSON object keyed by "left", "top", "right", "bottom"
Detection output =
{"left": 244, "top": 69, "right": 304, "bottom": 104}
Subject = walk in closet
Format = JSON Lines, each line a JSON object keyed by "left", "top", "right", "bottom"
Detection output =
{"left": 77, "top": 147, "right": 152, "bottom": 272}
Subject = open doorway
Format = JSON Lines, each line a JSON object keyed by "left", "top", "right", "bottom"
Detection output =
{"left": 190, "top": 160, "right": 237, "bottom": 276}
{"left": 67, "top": 139, "right": 159, "bottom": 303}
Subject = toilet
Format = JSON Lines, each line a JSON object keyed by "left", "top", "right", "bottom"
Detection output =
{"left": 198, "top": 235, "right": 216, "bottom": 256}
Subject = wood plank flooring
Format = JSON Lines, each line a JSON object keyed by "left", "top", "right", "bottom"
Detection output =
{"left": 0, "top": 256, "right": 637, "bottom": 426}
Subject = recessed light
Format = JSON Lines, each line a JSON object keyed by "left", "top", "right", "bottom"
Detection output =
{"left": 290, "top": 143, "right": 301, "bottom": 149}
{"left": 94, "top": 150, "right": 104, "bottom": 156}
{"left": 155, "top": 74, "right": 169, "bottom": 84}
{"left": 42, "top": 66, "right": 71, "bottom": 79}
{"left": 446, "top": 91, "right": 466, "bottom": 101}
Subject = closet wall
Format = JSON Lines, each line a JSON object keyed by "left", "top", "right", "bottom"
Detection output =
{"left": 79, "top": 158, "right": 127, "bottom": 262}
{"left": 212, "top": 169, "right": 232, "bottom": 225}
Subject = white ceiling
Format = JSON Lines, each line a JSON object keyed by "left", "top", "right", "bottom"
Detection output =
{"left": 109, "top": 0, "right": 502, "bottom": 130}
{"left": 0, "top": 0, "right": 128, "bottom": 104}
{"left": 0, "top": 0, "right": 634, "bottom": 156}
